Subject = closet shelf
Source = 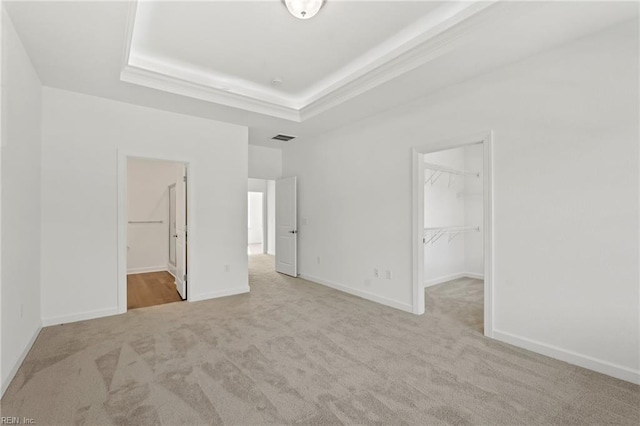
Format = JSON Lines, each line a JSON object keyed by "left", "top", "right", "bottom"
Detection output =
{"left": 423, "top": 226, "right": 479, "bottom": 244}
{"left": 424, "top": 162, "right": 480, "bottom": 186}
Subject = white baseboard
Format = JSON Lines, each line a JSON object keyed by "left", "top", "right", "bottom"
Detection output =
{"left": 1, "top": 323, "right": 42, "bottom": 397}
{"left": 424, "top": 272, "right": 466, "bottom": 288}
{"left": 127, "top": 266, "right": 168, "bottom": 275}
{"left": 190, "top": 286, "right": 250, "bottom": 302}
{"left": 493, "top": 329, "right": 640, "bottom": 385}
{"left": 42, "top": 307, "right": 120, "bottom": 327}
{"left": 167, "top": 263, "right": 176, "bottom": 277}
{"left": 424, "top": 272, "right": 484, "bottom": 288}
{"left": 464, "top": 272, "right": 484, "bottom": 280}
{"left": 299, "top": 273, "right": 413, "bottom": 314}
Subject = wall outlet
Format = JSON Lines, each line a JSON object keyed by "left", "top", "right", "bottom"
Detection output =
{"left": 386, "top": 270, "right": 393, "bottom": 280}
{"left": 373, "top": 268, "right": 379, "bottom": 278}
{"left": 224, "top": 264, "right": 230, "bottom": 272}
{"left": 316, "top": 256, "right": 321, "bottom": 264}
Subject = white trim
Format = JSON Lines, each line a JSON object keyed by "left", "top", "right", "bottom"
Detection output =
{"left": 120, "top": 66, "right": 301, "bottom": 122}
{"left": 120, "top": 0, "right": 138, "bottom": 71}
{"left": 1, "top": 324, "right": 42, "bottom": 397}
{"left": 299, "top": 273, "right": 413, "bottom": 314}
{"left": 42, "top": 307, "right": 120, "bottom": 327}
{"left": 493, "top": 329, "right": 640, "bottom": 385}
{"left": 424, "top": 272, "right": 485, "bottom": 287}
{"left": 190, "top": 286, "right": 250, "bottom": 302}
{"left": 464, "top": 272, "right": 484, "bottom": 280}
{"left": 117, "top": 150, "right": 194, "bottom": 314}
{"left": 127, "top": 265, "right": 168, "bottom": 275}
{"left": 411, "top": 131, "right": 494, "bottom": 340}
{"left": 424, "top": 272, "right": 467, "bottom": 288}
{"left": 167, "top": 264, "right": 176, "bottom": 278}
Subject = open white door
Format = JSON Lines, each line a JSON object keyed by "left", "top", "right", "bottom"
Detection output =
{"left": 276, "top": 176, "right": 297, "bottom": 277}
{"left": 174, "top": 167, "right": 187, "bottom": 299}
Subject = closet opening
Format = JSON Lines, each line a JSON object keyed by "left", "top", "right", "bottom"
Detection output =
{"left": 411, "top": 132, "right": 493, "bottom": 337}
{"left": 117, "top": 154, "right": 191, "bottom": 313}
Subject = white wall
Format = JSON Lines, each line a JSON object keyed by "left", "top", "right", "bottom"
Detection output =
{"left": 248, "top": 192, "right": 264, "bottom": 245}
{"left": 267, "top": 180, "right": 276, "bottom": 255}
{"left": 1, "top": 8, "right": 42, "bottom": 394}
{"left": 282, "top": 22, "right": 639, "bottom": 382}
{"left": 127, "top": 158, "right": 182, "bottom": 274}
{"left": 423, "top": 148, "right": 466, "bottom": 284}
{"left": 40, "top": 87, "right": 249, "bottom": 325}
{"left": 463, "top": 144, "right": 484, "bottom": 276}
{"left": 423, "top": 144, "right": 484, "bottom": 285}
{"left": 248, "top": 145, "right": 282, "bottom": 179}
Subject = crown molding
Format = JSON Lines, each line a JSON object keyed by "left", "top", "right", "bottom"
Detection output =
{"left": 120, "top": 0, "right": 502, "bottom": 122}
{"left": 120, "top": 65, "right": 302, "bottom": 122}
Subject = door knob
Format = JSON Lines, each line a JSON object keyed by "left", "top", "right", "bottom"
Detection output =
{"left": 288, "top": 230, "right": 297, "bottom": 234}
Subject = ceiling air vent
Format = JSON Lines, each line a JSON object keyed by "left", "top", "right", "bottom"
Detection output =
{"left": 272, "top": 134, "right": 296, "bottom": 142}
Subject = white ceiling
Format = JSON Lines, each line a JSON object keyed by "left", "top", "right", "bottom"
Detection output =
{"left": 131, "top": 1, "right": 441, "bottom": 97}
{"left": 124, "top": 0, "right": 495, "bottom": 120}
{"left": 4, "top": 1, "right": 638, "bottom": 147}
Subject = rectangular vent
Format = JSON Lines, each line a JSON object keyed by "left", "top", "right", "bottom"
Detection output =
{"left": 272, "top": 134, "right": 296, "bottom": 142}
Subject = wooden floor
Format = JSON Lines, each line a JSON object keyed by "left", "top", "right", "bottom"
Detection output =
{"left": 127, "top": 271, "right": 183, "bottom": 310}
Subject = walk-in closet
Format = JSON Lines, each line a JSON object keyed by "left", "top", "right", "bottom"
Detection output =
{"left": 423, "top": 143, "right": 485, "bottom": 332}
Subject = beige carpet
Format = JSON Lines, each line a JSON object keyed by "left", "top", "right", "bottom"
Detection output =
{"left": 1, "top": 255, "right": 638, "bottom": 425}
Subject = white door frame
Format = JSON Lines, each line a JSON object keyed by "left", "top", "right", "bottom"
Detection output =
{"left": 411, "top": 131, "right": 494, "bottom": 338}
{"left": 167, "top": 183, "right": 177, "bottom": 277}
{"left": 117, "top": 150, "right": 193, "bottom": 314}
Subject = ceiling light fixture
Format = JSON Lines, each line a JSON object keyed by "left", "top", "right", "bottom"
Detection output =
{"left": 282, "top": 0, "right": 325, "bottom": 20}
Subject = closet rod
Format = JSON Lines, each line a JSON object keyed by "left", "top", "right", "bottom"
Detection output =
{"left": 128, "top": 220, "right": 164, "bottom": 224}
{"left": 423, "top": 162, "right": 479, "bottom": 177}
{"left": 423, "top": 226, "right": 479, "bottom": 244}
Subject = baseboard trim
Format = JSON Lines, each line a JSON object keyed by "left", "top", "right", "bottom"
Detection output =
{"left": 42, "top": 307, "right": 120, "bottom": 327}
{"left": 493, "top": 329, "right": 640, "bottom": 385}
{"left": 190, "top": 286, "right": 250, "bottom": 302}
{"left": 127, "top": 266, "right": 168, "bottom": 275}
{"left": 167, "top": 264, "right": 176, "bottom": 277}
{"left": 299, "top": 273, "right": 413, "bottom": 314}
{"left": 1, "top": 323, "right": 42, "bottom": 397}
{"left": 424, "top": 272, "right": 466, "bottom": 287}
{"left": 424, "top": 272, "right": 484, "bottom": 287}
{"left": 464, "top": 272, "right": 484, "bottom": 280}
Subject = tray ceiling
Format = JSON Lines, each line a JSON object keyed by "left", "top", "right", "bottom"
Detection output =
{"left": 122, "top": 0, "right": 495, "bottom": 121}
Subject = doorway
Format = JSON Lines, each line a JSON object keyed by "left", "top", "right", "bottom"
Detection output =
{"left": 412, "top": 132, "right": 493, "bottom": 337}
{"left": 248, "top": 191, "right": 264, "bottom": 255}
{"left": 122, "top": 157, "right": 188, "bottom": 310}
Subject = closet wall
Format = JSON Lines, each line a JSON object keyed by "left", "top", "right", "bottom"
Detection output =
{"left": 424, "top": 144, "right": 483, "bottom": 286}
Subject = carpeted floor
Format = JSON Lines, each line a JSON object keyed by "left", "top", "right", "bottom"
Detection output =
{"left": 1, "top": 254, "right": 638, "bottom": 425}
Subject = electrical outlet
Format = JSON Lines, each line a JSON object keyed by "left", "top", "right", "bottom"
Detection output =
{"left": 373, "top": 268, "right": 379, "bottom": 278}
{"left": 224, "top": 264, "right": 230, "bottom": 272}
{"left": 386, "top": 270, "right": 392, "bottom": 280}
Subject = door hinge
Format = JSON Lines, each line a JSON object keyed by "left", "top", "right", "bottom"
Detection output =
{"left": 183, "top": 175, "right": 187, "bottom": 183}
{"left": 183, "top": 274, "right": 187, "bottom": 283}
